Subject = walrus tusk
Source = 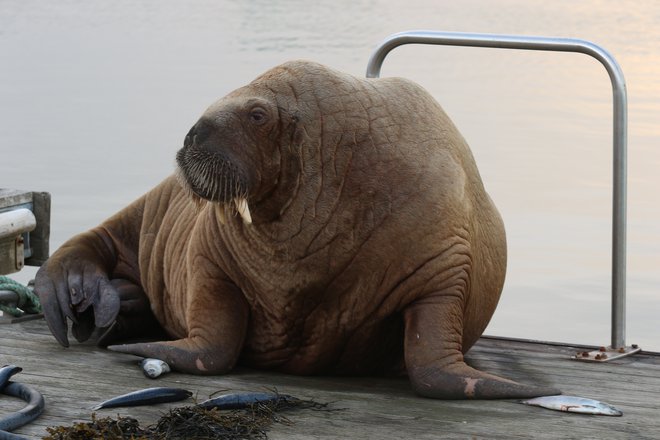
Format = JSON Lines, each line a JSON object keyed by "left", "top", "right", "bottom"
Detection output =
{"left": 234, "top": 198, "right": 252, "bottom": 224}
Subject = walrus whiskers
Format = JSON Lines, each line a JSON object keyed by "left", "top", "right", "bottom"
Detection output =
{"left": 210, "top": 161, "right": 220, "bottom": 203}
{"left": 176, "top": 145, "right": 249, "bottom": 219}
{"left": 174, "top": 167, "right": 203, "bottom": 209}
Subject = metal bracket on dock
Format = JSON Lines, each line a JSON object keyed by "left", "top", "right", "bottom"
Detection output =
{"left": 0, "top": 189, "right": 51, "bottom": 275}
{"left": 573, "top": 344, "right": 641, "bottom": 362}
{"left": 366, "top": 30, "right": 635, "bottom": 359}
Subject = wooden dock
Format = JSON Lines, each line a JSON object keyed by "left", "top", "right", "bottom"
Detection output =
{"left": 1, "top": 317, "right": 658, "bottom": 439}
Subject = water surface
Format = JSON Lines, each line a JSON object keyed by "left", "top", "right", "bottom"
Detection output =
{"left": 1, "top": 0, "right": 658, "bottom": 350}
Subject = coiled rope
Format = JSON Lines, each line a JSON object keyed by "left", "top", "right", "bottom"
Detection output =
{"left": 0, "top": 276, "right": 41, "bottom": 317}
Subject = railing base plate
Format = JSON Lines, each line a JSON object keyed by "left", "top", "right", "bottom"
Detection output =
{"left": 572, "top": 344, "right": 641, "bottom": 362}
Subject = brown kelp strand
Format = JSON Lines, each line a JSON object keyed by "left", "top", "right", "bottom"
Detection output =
{"left": 43, "top": 414, "right": 150, "bottom": 440}
{"left": 151, "top": 406, "right": 271, "bottom": 440}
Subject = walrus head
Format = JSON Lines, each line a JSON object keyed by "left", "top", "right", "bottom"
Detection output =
{"left": 176, "top": 60, "right": 386, "bottom": 227}
{"left": 176, "top": 90, "right": 288, "bottom": 224}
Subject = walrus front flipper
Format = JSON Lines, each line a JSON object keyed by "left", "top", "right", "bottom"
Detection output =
{"left": 109, "top": 278, "right": 250, "bottom": 375}
{"left": 96, "top": 279, "right": 167, "bottom": 346}
{"left": 34, "top": 239, "right": 121, "bottom": 348}
{"left": 35, "top": 260, "right": 72, "bottom": 347}
{"left": 403, "top": 296, "right": 561, "bottom": 400}
{"left": 108, "top": 337, "right": 239, "bottom": 375}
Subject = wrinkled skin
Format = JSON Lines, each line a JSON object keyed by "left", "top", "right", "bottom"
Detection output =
{"left": 35, "top": 61, "right": 559, "bottom": 399}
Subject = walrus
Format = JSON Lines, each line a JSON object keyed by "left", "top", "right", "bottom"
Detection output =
{"left": 35, "top": 60, "right": 559, "bottom": 399}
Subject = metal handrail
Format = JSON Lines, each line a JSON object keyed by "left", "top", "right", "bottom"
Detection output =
{"left": 366, "top": 30, "right": 628, "bottom": 350}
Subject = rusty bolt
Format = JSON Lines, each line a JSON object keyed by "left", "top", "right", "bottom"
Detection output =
{"left": 595, "top": 354, "right": 602, "bottom": 360}
{"left": 618, "top": 347, "right": 625, "bottom": 353}
{"left": 581, "top": 352, "right": 590, "bottom": 358}
{"left": 599, "top": 346, "right": 606, "bottom": 352}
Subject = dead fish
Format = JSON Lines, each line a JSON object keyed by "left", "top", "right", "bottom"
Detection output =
{"left": 0, "top": 381, "right": 46, "bottom": 433}
{"left": 140, "top": 358, "right": 171, "bottom": 379}
{"left": 0, "top": 366, "right": 46, "bottom": 438}
{"left": 0, "top": 365, "right": 22, "bottom": 391}
{"left": 198, "top": 392, "right": 297, "bottom": 410}
{"left": 521, "top": 395, "right": 622, "bottom": 416}
{"left": 93, "top": 387, "right": 192, "bottom": 410}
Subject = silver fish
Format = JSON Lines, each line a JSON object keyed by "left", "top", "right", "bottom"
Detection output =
{"left": 0, "top": 365, "right": 22, "bottom": 390}
{"left": 0, "top": 381, "right": 46, "bottom": 432}
{"left": 140, "top": 358, "right": 171, "bottom": 379}
{"left": 521, "top": 395, "right": 622, "bottom": 416}
{"left": 0, "top": 365, "right": 45, "bottom": 434}
{"left": 198, "top": 392, "right": 297, "bottom": 410}
{"left": 92, "top": 387, "right": 192, "bottom": 410}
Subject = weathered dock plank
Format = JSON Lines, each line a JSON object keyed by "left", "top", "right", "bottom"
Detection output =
{"left": 1, "top": 318, "right": 658, "bottom": 439}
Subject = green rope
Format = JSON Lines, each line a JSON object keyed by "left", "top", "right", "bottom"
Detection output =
{"left": 0, "top": 275, "right": 42, "bottom": 317}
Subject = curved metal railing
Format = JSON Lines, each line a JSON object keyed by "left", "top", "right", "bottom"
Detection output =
{"left": 366, "top": 30, "right": 628, "bottom": 353}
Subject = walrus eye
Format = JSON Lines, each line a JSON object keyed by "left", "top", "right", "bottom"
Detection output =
{"left": 249, "top": 107, "right": 268, "bottom": 125}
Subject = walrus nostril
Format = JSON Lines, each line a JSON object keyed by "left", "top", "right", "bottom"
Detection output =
{"left": 186, "top": 119, "right": 213, "bottom": 148}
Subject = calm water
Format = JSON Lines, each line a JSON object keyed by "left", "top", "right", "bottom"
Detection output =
{"left": 1, "top": 0, "right": 658, "bottom": 350}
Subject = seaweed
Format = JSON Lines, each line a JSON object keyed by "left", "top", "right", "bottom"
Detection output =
{"left": 43, "top": 395, "right": 333, "bottom": 440}
{"left": 43, "top": 413, "right": 150, "bottom": 439}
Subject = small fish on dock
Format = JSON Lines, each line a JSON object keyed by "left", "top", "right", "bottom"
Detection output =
{"left": 92, "top": 387, "right": 192, "bottom": 410}
{"left": 139, "top": 358, "right": 171, "bottom": 379}
{"left": 0, "top": 365, "right": 46, "bottom": 437}
{"left": 198, "top": 392, "right": 298, "bottom": 410}
{"left": 0, "top": 365, "right": 22, "bottom": 390}
{"left": 521, "top": 395, "right": 623, "bottom": 416}
{"left": 1, "top": 381, "right": 46, "bottom": 433}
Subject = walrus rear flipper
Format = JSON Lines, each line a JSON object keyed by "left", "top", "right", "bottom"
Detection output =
{"left": 404, "top": 294, "right": 561, "bottom": 399}
{"left": 408, "top": 363, "right": 561, "bottom": 400}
